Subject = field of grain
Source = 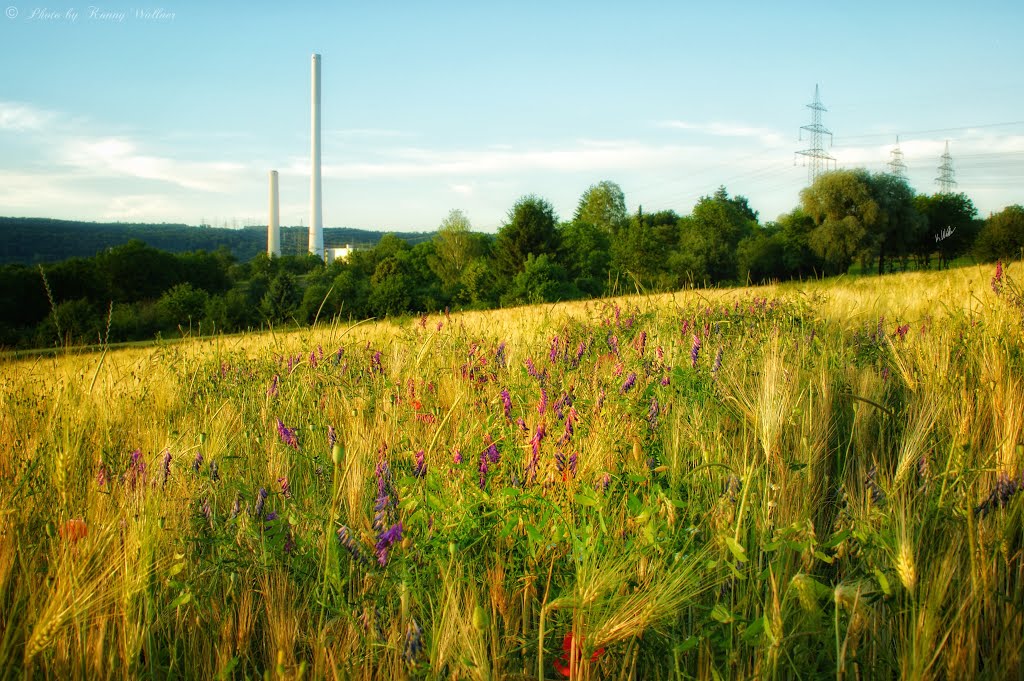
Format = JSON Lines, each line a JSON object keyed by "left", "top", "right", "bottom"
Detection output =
{"left": 1, "top": 263, "right": 1022, "bottom": 680}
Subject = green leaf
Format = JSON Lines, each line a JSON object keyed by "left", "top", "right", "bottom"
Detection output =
{"left": 675, "top": 636, "right": 700, "bottom": 654}
{"left": 167, "top": 562, "right": 185, "bottom": 578}
{"left": 574, "top": 489, "right": 599, "bottom": 507}
{"left": 170, "top": 591, "right": 192, "bottom": 609}
{"left": 711, "top": 603, "right": 735, "bottom": 624}
{"left": 724, "top": 536, "right": 748, "bottom": 563}
{"left": 742, "top": 616, "right": 765, "bottom": 641}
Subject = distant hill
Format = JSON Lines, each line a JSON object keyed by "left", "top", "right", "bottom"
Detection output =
{"left": 0, "top": 217, "right": 434, "bottom": 264}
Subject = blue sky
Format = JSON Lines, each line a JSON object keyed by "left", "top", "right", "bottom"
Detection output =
{"left": 1, "top": 0, "right": 1022, "bottom": 234}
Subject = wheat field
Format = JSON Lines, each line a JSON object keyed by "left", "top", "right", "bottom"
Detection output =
{"left": 1, "top": 262, "right": 1021, "bottom": 680}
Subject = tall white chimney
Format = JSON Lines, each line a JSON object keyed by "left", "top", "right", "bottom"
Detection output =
{"left": 309, "top": 53, "right": 324, "bottom": 257}
{"left": 268, "top": 170, "right": 280, "bottom": 257}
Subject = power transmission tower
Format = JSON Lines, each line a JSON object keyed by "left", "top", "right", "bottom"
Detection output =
{"left": 796, "top": 84, "right": 835, "bottom": 184}
{"left": 888, "top": 136, "right": 908, "bottom": 180}
{"left": 935, "top": 140, "right": 957, "bottom": 193}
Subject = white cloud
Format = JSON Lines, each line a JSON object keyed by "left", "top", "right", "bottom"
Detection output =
{"left": 0, "top": 101, "right": 56, "bottom": 131}
{"left": 658, "top": 120, "right": 785, "bottom": 146}
{"left": 61, "top": 137, "right": 248, "bottom": 192}
{"left": 275, "top": 139, "right": 711, "bottom": 179}
{"left": 449, "top": 183, "right": 474, "bottom": 195}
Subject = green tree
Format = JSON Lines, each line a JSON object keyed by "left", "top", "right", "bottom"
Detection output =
{"left": 430, "top": 209, "right": 483, "bottom": 289}
{"left": 260, "top": 272, "right": 301, "bottom": 324}
{"left": 574, "top": 181, "right": 628, "bottom": 235}
{"left": 492, "top": 195, "right": 560, "bottom": 282}
{"left": 974, "top": 205, "right": 1024, "bottom": 262}
{"left": 559, "top": 220, "right": 611, "bottom": 297}
{"left": 158, "top": 283, "right": 209, "bottom": 327}
{"left": 501, "top": 254, "right": 577, "bottom": 306}
{"left": 675, "top": 187, "right": 758, "bottom": 284}
{"left": 914, "top": 193, "right": 979, "bottom": 268}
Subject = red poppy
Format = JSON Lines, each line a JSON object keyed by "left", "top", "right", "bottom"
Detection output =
{"left": 553, "top": 631, "right": 605, "bottom": 678}
{"left": 59, "top": 518, "right": 88, "bottom": 543}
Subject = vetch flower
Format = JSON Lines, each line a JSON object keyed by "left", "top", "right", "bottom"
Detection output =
{"left": 992, "top": 260, "right": 1004, "bottom": 295}
{"left": 691, "top": 334, "right": 701, "bottom": 368}
{"left": 500, "top": 388, "right": 512, "bottom": 420}
{"left": 549, "top": 335, "right": 560, "bottom": 362}
{"left": 375, "top": 522, "right": 403, "bottom": 565}
{"left": 404, "top": 618, "right": 424, "bottom": 666}
{"left": 192, "top": 451, "right": 204, "bottom": 473}
{"left": 276, "top": 418, "right": 299, "bottom": 450}
{"left": 328, "top": 425, "right": 337, "bottom": 448}
{"left": 337, "top": 525, "right": 370, "bottom": 566}
{"left": 620, "top": 372, "right": 637, "bottom": 394}
{"left": 413, "top": 450, "right": 427, "bottom": 478}
{"left": 209, "top": 459, "right": 219, "bottom": 482}
{"left": 278, "top": 476, "right": 291, "bottom": 499}
{"left": 254, "top": 487, "right": 268, "bottom": 519}
{"left": 538, "top": 388, "right": 548, "bottom": 415}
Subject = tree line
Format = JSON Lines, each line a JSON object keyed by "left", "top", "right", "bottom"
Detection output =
{"left": 2, "top": 171, "right": 1023, "bottom": 350}
{"left": 0, "top": 218, "right": 429, "bottom": 265}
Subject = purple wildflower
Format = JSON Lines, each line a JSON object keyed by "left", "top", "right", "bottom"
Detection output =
{"left": 328, "top": 425, "right": 337, "bottom": 447}
{"left": 648, "top": 398, "right": 660, "bottom": 430}
{"left": 309, "top": 350, "right": 318, "bottom": 369}
{"left": 607, "top": 334, "right": 620, "bottom": 355}
{"left": 690, "top": 334, "right": 701, "bottom": 369}
{"left": 635, "top": 330, "right": 647, "bottom": 356}
{"left": 538, "top": 388, "right": 548, "bottom": 414}
{"left": 549, "top": 335, "right": 560, "bottom": 362}
{"left": 230, "top": 496, "right": 241, "bottom": 519}
{"left": 478, "top": 457, "right": 488, "bottom": 489}
{"left": 620, "top": 372, "right": 637, "bottom": 394}
{"left": 525, "top": 357, "right": 540, "bottom": 379}
{"left": 372, "top": 351, "right": 383, "bottom": 373}
{"left": 192, "top": 451, "right": 204, "bottom": 473}
{"left": 375, "top": 522, "right": 403, "bottom": 565}
{"left": 572, "top": 341, "right": 586, "bottom": 367}
{"left": 992, "top": 261, "right": 1004, "bottom": 295}
{"left": 201, "top": 497, "right": 212, "bottom": 523}
{"left": 558, "top": 407, "right": 578, "bottom": 446}
{"left": 500, "top": 388, "right": 512, "bottom": 420}
{"left": 660, "top": 374, "right": 671, "bottom": 386}
{"left": 373, "top": 459, "right": 397, "bottom": 535}
{"left": 484, "top": 437, "right": 500, "bottom": 465}
{"left": 127, "top": 449, "right": 146, "bottom": 489}
{"left": 278, "top": 476, "right": 291, "bottom": 499}
{"left": 404, "top": 618, "right": 424, "bottom": 665}
{"left": 568, "top": 452, "right": 578, "bottom": 477}
{"left": 495, "top": 342, "right": 507, "bottom": 369}
{"left": 712, "top": 348, "right": 723, "bottom": 376}
{"left": 413, "top": 450, "right": 427, "bottom": 478}
{"left": 254, "top": 487, "right": 268, "bottom": 519}
{"left": 161, "top": 450, "right": 171, "bottom": 488}
{"left": 596, "top": 388, "right": 606, "bottom": 412}
{"left": 974, "top": 472, "right": 1023, "bottom": 518}
{"left": 209, "top": 460, "right": 219, "bottom": 482}
{"left": 337, "top": 525, "right": 370, "bottom": 566}
{"left": 276, "top": 418, "right": 299, "bottom": 450}
{"left": 516, "top": 417, "right": 529, "bottom": 434}
{"left": 600, "top": 472, "right": 611, "bottom": 492}
{"left": 283, "top": 526, "right": 296, "bottom": 554}
{"left": 453, "top": 449, "right": 463, "bottom": 464}
{"left": 265, "top": 511, "right": 279, "bottom": 522}
{"left": 97, "top": 464, "right": 108, "bottom": 487}
{"left": 895, "top": 324, "right": 910, "bottom": 341}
